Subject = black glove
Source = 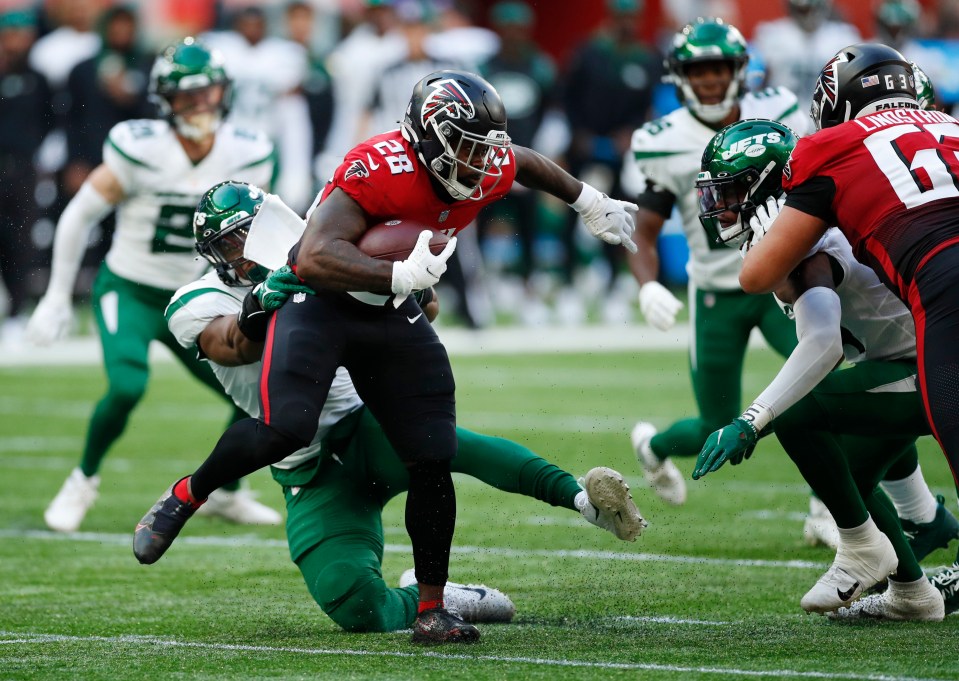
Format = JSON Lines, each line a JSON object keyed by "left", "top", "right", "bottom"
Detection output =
{"left": 236, "top": 289, "right": 269, "bottom": 342}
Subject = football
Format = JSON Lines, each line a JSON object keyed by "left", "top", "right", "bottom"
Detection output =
{"left": 356, "top": 220, "right": 450, "bottom": 262}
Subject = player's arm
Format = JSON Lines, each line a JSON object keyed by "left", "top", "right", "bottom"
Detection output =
{"left": 627, "top": 179, "right": 683, "bottom": 330}
{"left": 694, "top": 253, "right": 842, "bottom": 479}
{"left": 740, "top": 207, "right": 828, "bottom": 293}
{"left": 512, "top": 145, "right": 637, "bottom": 252}
{"left": 26, "top": 164, "right": 124, "bottom": 345}
{"left": 294, "top": 187, "right": 393, "bottom": 293}
{"left": 196, "top": 315, "right": 264, "bottom": 367}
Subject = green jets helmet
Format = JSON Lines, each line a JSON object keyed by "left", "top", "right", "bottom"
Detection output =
{"left": 665, "top": 17, "right": 749, "bottom": 123}
{"left": 194, "top": 181, "right": 270, "bottom": 287}
{"left": 696, "top": 119, "right": 798, "bottom": 248}
{"left": 912, "top": 61, "right": 936, "bottom": 110}
{"left": 149, "top": 37, "right": 232, "bottom": 139}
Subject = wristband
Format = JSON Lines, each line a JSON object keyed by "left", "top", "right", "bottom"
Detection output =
{"left": 236, "top": 290, "right": 269, "bottom": 342}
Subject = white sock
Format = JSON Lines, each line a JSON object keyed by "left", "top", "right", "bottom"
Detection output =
{"left": 573, "top": 490, "right": 588, "bottom": 513}
{"left": 836, "top": 515, "right": 880, "bottom": 547}
{"left": 887, "top": 575, "right": 931, "bottom": 595}
{"left": 880, "top": 466, "right": 938, "bottom": 523}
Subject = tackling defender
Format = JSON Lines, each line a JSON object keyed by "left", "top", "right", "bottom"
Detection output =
{"left": 693, "top": 117, "right": 952, "bottom": 620}
{"left": 161, "top": 180, "right": 646, "bottom": 633}
{"left": 134, "top": 70, "right": 639, "bottom": 644}
{"left": 27, "top": 38, "right": 280, "bottom": 533}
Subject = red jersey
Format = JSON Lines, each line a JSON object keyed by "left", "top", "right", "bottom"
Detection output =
{"left": 783, "top": 107, "right": 959, "bottom": 299}
{"left": 318, "top": 129, "right": 516, "bottom": 236}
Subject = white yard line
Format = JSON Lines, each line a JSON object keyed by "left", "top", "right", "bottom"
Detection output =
{"left": 0, "top": 631, "right": 948, "bottom": 681}
{"left": 0, "top": 528, "right": 828, "bottom": 570}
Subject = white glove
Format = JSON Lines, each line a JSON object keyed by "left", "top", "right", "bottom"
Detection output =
{"left": 391, "top": 230, "right": 458, "bottom": 309}
{"left": 25, "top": 293, "right": 74, "bottom": 346}
{"left": 638, "top": 281, "right": 683, "bottom": 331}
{"left": 570, "top": 183, "right": 638, "bottom": 254}
{"left": 741, "top": 195, "right": 786, "bottom": 257}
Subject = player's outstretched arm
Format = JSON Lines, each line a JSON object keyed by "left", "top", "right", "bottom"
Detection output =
{"left": 26, "top": 165, "right": 122, "bottom": 346}
{"left": 512, "top": 145, "right": 638, "bottom": 253}
{"left": 197, "top": 315, "right": 264, "bottom": 367}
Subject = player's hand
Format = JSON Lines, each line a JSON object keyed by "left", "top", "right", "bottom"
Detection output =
{"left": 692, "top": 418, "right": 759, "bottom": 480}
{"left": 572, "top": 183, "right": 639, "bottom": 254}
{"left": 741, "top": 195, "right": 786, "bottom": 257}
{"left": 254, "top": 265, "right": 314, "bottom": 312}
{"left": 391, "top": 230, "right": 457, "bottom": 309}
{"left": 25, "top": 293, "right": 73, "bottom": 346}
{"left": 638, "top": 281, "right": 683, "bottom": 331}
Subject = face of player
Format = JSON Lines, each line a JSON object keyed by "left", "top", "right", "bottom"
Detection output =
{"left": 685, "top": 61, "right": 734, "bottom": 107}
{"left": 171, "top": 84, "right": 225, "bottom": 141}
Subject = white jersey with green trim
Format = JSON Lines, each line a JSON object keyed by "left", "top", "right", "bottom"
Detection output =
{"left": 103, "top": 119, "right": 275, "bottom": 291}
{"left": 631, "top": 87, "right": 808, "bottom": 290}
{"left": 784, "top": 229, "right": 916, "bottom": 364}
{"left": 165, "top": 272, "right": 364, "bottom": 469}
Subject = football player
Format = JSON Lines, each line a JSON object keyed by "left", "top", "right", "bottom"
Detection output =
{"left": 625, "top": 18, "right": 811, "bottom": 515}
{"left": 27, "top": 38, "right": 280, "bottom": 533}
{"left": 133, "top": 69, "right": 638, "bottom": 644}
{"left": 155, "top": 180, "right": 646, "bottom": 634}
{"left": 739, "top": 44, "right": 959, "bottom": 573}
{"left": 693, "top": 117, "right": 952, "bottom": 620}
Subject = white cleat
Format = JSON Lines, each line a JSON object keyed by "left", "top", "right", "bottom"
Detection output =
{"left": 829, "top": 577, "right": 944, "bottom": 622}
{"left": 631, "top": 422, "right": 686, "bottom": 505}
{"left": 194, "top": 487, "right": 282, "bottom": 525}
{"left": 399, "top": 569, "right": 516, "bottom": 623}
{"left": 801, "top": 532, "right": 899, "bottom": 614}
{"left": 803, "top": 496, "right": 840, "bottom": 549}
{"left": 44, "top": 467, "right": 100, "bottom": 533}
{"left": 577, "top": 466, "right": 648, "bottom": 541}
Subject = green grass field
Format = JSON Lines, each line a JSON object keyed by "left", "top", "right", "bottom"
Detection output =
{"left": 1, "top": 348, "right": 957, "bottom": 680}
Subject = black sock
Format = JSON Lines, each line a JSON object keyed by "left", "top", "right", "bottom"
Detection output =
{"left": 405, "top": 460, "right": 455, "bottom": 587}
{"left": 191, "top": 418, "right": 302, "bottom": 499}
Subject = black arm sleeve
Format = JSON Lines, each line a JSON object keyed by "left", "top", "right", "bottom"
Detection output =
{"left": 634, "top": 179, "right": 676, "bottom": 219}
{"left": 784, "top": 176, "right": 838, "bottom": 224}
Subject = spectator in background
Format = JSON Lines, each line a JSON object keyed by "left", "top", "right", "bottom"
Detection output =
{"left": 753, "top": 0, "right": 860, "bottom": 115}
{"left": 284, "top": 1, "right": 335, "bottom": 166}
{"left": 28, "top": 0, "right": 101, "bottom": 92}
{"left": 203, "top": 6, "right": 313, "bottom": 213}
{"left": 479, "top": 1, "right": 558, "bottom": 325}
{"left": 64, "top": 5, "right": 152, "bottom": 198}
{"left": 319, "top": 0, "right": 405, "bottom": 181}
{"left": 561, "top": 0, "right": 660, "bottom": 323}
{"left": 875, "top": 0, "right": 922, "bottom": 50}
{"left": 0, "top": 9, "right": 54, "bottom": 341}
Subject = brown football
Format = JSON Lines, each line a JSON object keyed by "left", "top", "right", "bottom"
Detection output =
{"left": 356, "top": 220, "right": 450, "bottom": 262}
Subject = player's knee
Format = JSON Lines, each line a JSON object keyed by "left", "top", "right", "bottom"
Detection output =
{"left": 312, "top": 561, "right": 391, "bottom": 632}
{"left": 104, "top": 382, "right": 146, "bottom": 412}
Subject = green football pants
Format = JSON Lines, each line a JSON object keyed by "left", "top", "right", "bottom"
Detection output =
{"left": 284, "top": 408, "right": 582, "bottom": 632}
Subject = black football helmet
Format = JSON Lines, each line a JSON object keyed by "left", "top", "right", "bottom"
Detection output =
{"left": 400, "top": 70, "right": 511, "bottom": 201}
{"left": 810, "top": 42, "right": 917, "bottom": 131}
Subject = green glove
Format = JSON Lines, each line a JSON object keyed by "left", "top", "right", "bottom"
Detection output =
{"left": 254, "top": 265, "right": 314, "bottom": 312}
{"left": 692, "top": 418, "right": 759, "bottom": 480}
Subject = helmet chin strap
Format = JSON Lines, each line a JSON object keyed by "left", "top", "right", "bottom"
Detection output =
{"left": 683, "top": 80, "right": 740, "bottom": 123}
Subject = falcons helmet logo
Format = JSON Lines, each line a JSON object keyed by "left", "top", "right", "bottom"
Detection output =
{"left": 420, "top": 78, "right": 475, "bottom": 126}
{"left": 815, "top": 50, "right": 848, "bottom": 111}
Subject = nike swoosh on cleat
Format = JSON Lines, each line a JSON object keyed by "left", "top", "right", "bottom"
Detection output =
{"left": 135, "top": 523, "right": 149, "bottom": 532}
{"left": 837, "top": 581, "right": 861, "bottom": 601}
{"left": 461, "top": 587, "right": 487, "bottom": 598}
{"left": 407, "top": 313, "right": 423, "bottom": 324}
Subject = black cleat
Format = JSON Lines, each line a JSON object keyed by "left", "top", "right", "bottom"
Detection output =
{"left": 133, "top": 478, "right": 200, "bottom": 565}
{"left": 901, "top": 495, "right": 959, "bottom": 562}
{"left": 411, "top": 607, "right": 480, "bottom": 645}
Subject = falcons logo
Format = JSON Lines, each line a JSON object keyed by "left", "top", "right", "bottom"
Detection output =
{"left": 815, "top": 50, "right": 849, "bottom": 111}
{"left": 344, "top": 159, "right": 369, "bottom": 181}
{"left": 421, "top": 78, "right": 475, "bottom": 126}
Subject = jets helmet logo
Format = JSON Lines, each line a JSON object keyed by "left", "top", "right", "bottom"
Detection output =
{"left": 421, "top": 78, "right": 475, "bottom": 126}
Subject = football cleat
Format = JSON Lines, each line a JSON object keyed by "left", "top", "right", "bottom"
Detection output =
{"left": 801, "top": 532, "right": 898, "bottom": 613}
{"left": 411, "top": 607, "right": 480, "bottom": 645}
{"left": 44, "top": 468, "right": 100, "bottom": 533}
{"left": 577, "top": 467, "right": 648, "bottom": 541}
{"left": 929, "top": 563, "right": 959, "bottom": 615}
{"left": 133, "top": 478, "right": 202, "bottom": 565}
{"left": 631, "top": 421, "right": 686, "bottom": 505}
{"left": 900, "top": 495, "right": 959, "bottom": 562}
{"left": 399, "top": 569, "right": 515, "bottom": 623}
{"left": 194, "top": 487, "right": 282, "bottom": 525}
{"left": 828, "top": 577, "right": 944, "bottom": 622}
{"left": 803, "top": 496, "right": 840, "bottom": 550}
